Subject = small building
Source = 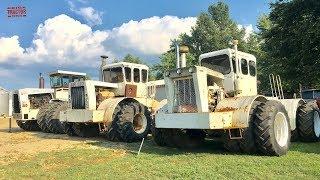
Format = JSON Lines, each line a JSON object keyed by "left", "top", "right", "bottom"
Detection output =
{"left": 0, "top": 86, "right": 11, "bottom": 117}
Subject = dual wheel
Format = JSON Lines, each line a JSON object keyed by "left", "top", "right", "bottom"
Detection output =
{"left": 64, "top": 100, "right": 152, "bottom": 142}
{"left": 223, "top": 100, "right": 320, "bottom": 155}
{"left": 153, "top": 100, "right": 318, "bottom": 156}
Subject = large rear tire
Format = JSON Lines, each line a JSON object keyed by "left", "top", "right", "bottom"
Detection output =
{"left": 254, "top": 100, "right": 291, "bottom": 156}
{"left": 16, "top": 120, "right": 41, "bottom": 131}
{"left": 297, "top": 101, "right": 320, "bottom": 142}
{"left": 37, "top": 103, "right": 52, "bottom": 133}
{"left": 46, "top": 101, "right": 68, "bottom": 134}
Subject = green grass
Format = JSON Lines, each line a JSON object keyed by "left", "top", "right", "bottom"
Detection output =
{"left": 1, "top": 139, "right": 320, "bottom": 179}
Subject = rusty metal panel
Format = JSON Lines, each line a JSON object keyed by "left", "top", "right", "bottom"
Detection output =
{"left": 215, "top": 95, "right": 267, "bottom": 128}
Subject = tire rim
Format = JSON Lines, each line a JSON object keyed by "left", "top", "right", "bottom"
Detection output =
{"left": 313, "top": 111, "right": 320, "bottom": 137}
{"left": 274, "top": 112, "right": 289, "bottom": 147}
{"left": 133, "top": 113, "right": 147, "bottom": 134}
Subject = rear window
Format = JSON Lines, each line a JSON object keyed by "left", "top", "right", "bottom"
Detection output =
{"left": 201, "top": 54, "right": 231, "bottom": 75}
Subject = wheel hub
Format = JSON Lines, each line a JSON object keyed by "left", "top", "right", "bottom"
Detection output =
{"left": 133, "top": 113, "right": 147, "bottom": 134}
{"left": 273, "top": 112, "right": 289, "bottom": 147}
{"left": 313, "top": 111, "right": 320, "bottom": 137}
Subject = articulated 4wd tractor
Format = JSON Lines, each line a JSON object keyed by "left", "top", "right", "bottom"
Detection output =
{"left": 60, "top": 56, "right": 165, "bottom": 142}
{"left": 13, "top": 70, "right": 86, "bottom": 133}
{"left": 153, "top": 41, "right": 320, "bottom": 156}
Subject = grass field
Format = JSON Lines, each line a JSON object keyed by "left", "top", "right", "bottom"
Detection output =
{"left": 1, "top": 136, "right": 320, "bottom": 179}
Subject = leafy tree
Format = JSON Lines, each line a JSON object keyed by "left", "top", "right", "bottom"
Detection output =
{"left": 153, "top": 2, "right": 259, "bottom": 79}
{"left": 122, "top": 54, "right": 144, "bottom": 64}
{"left": 262, "top": 0, "right": 320, "bottom": 92}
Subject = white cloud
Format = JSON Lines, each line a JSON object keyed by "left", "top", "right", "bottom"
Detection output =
{"left": 238, "top": 24, "right": 254, "bottom": 41}
{"left": 0, "top": 15, "right": 196, "bottom": 66}
{"left": 106, "top": 16, "right": 197, "bottom": 55}
{"left": 0, "top": 36, "right": 24, "bottom": 62}
{"left": 68, "top": 1, "right": 103, "bottom": 26}
{"left": 0, "top": 14, "right": 109, "bottom": 66}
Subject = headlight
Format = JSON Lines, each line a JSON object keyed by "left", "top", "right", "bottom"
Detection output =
{"left": 176, "top": 69, "right": 182, "bottom": 74}
{"left": 165, "top": 71, "right": 170, "bottom": 77}
{"left": 188, "top": 66, "right": 196, "bottom": 73}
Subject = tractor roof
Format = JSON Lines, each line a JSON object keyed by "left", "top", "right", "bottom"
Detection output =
{"left": 199, "top": 48, "right": 256, "bottom": 63}
{"left": 102, "top": 62, "right": 149, "bottom": 70}
{"left": 49, "top": 70, "right": 86, "bottom": 77}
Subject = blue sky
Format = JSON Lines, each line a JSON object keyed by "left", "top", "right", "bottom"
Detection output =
{"left": 0, "top": 0, "right": 270, "bottom": 90}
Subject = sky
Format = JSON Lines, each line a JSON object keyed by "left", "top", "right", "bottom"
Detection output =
{"left": 0, "top": 0, "right": 270, "bottom": 90}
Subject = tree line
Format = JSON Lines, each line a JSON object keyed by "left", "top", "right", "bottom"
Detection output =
{"left": 121, "top": 0, "right": 320, "bottom": 94}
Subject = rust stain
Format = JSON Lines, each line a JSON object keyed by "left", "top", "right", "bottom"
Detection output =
{"left": 216, "top": 107, "right": 237, "bottom": 112}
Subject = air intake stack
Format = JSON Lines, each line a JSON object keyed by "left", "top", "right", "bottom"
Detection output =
{"left": 100, "top": 55, "right": 108, "bottom": 81}
{"left": 39, "top": 73, "right": 44, "bottom": 89}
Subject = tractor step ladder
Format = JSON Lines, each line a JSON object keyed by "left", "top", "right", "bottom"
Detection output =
{"left": 269, "top": 74, "right": 284, "bottom": 99}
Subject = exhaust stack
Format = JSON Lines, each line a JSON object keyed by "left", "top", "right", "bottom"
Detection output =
{"left": 39, "top": 73, "right": 44, "bottom": 89}
{"left": 100, "top": 55, "right": 108, "bottom": 81}
{"left": 179, "top": 45, "right": 189, "bottom": 68}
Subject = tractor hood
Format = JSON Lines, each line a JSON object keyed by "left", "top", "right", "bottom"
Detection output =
{"left": 69, "top": 80, "right": 118, "bottom": 89}
{"left": 165, "top": 66, "right": 224, "bottom": 81}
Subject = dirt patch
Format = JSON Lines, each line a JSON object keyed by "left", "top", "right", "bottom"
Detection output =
{"left": 0, "top": 119, "right": 102, "bottom": 165}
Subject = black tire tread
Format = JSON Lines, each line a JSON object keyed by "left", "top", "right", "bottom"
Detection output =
{"left": 297, "top": 101, "right": 320, "bottom": 142}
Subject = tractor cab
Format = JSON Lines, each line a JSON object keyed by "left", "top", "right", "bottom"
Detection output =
{"left": 199, "top": 43, "right": 257, "bottom": 97}
{"left": 101, "top": 62, "right": 149, "bottom": 98}
{"left": 49, "top": 70, "right": 86, "bottom": 100}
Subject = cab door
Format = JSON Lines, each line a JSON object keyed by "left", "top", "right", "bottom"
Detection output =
{"left": 235, "top": 58, "right": 257, "bottom": 96}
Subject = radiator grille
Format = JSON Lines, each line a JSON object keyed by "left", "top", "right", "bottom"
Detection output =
{"left": 173, "top": 78, "right": 197, "bottom": 113}
{"left": 13, "top": 94, "right": 20, "bottom": 113}
{"left": 71, "top": 86, "right": 85, "bottom": 109}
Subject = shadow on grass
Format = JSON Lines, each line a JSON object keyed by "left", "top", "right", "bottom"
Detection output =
{"left": 3, "top": 121, "right": 320, "bottom": 156}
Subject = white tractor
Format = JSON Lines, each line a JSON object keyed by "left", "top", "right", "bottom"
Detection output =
{"left": 153, "top": 41, "right": 320, "bottom": 156}
{"left": 13, "top": 70, "right": 86, "bottom": 132}
{"left": 60, "top": 56, "right": 166, "bottom": 142}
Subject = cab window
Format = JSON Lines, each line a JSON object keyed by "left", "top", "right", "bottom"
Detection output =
{"left": 201, "top": 54, "right": 231, "bottom": 75}
{"left": 103, "top": 67, "right": 123, "bottom": 83}
{"left": 142, "top": 69, "right": 148, "bottom": 83}
{"left": 61, "top": 76, "right": 70, "bottom": 87}
{"left": 124, "top": 67, "right": 131, "bottom": 82}
{"left": 249, "top": 60, "right": 256, "bottom": 76}
{"left": 241, "top": 59, "right": 248, "bottom": 75}
{"left": 134, "top": 68, "right": 140, "bottom": 83}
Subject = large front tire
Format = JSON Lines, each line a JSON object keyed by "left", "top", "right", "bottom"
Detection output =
{"left": 45, "top": 101, "right": 68, "bottom": 134}
{"left": 297, "top": 101, "right": 320, "bottom": 142}
{"left": 108, "top": 101, "right": 152, "bottom": 142}
{"left": 254, "top": 100, "right": 291, "bottom": 156}
{"left": 37, "top": 103, "right": 52, "bottom": 133}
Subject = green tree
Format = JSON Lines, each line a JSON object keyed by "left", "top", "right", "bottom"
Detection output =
{"left": 153, "top": 1, "right": 260, "bottom": 79}
{"left": 122, "top": 54, "right": 144, "bottom": 64}
{"left": 262, "top": 0, "right": 320, "bottom": 92}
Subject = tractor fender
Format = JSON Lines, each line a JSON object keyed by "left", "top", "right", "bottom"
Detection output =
{"left": 276, "top": 98, "right": 305, "bottom": 131}
{"left": 97, "top": 97, "right": 157, "bottom": 124}
{"left": 215, "top": 95, "right": 267, "bottom": 128}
